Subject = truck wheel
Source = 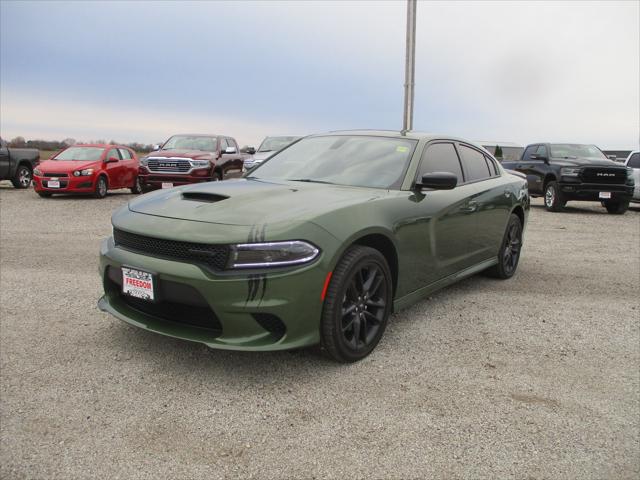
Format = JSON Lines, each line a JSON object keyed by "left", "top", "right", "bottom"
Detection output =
{"left": 214, "top": 170, "right": 223, "bottom": 181}
{"left": 320, "top": 246, "right": 392, "bottom": 363}
{"left": 485, "top": 214, "right": 523, "bottom": 279}
{"left": 603, "top": 199, "right": 629, "bottom": 214}
{"left": 544, "top": 181, "right": 565, "bottom": 212}
{"left": 11, "top": 164, "right": 32, "bottom": 189}
{"left": 130, "top": 176, "right": 142, "bottom": 194}
{"left": 94, "top": 176, "right": 108, "bottom": 199}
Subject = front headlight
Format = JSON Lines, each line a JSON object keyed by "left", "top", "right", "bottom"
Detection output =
{"left": 228, "top": 241, "right": 320, "bottom": 269}
{"left": 74, "top": 168, "right": 94, "bottom": 176}
{"left": 627, "top": 167, "right": 634, "bottom": 179}
{"left": 190, "top": 160, "right": 210, "bottom": 168}
{"left": 561, "top": 167, "right": 581, "bottom": 176}
{"left": 34, "top": 168, "right": 42, "bottom": 176}
{"left": 139, "top": 157, "right": 148, "bottom": 166}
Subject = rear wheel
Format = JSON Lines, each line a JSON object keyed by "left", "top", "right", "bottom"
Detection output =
{"left": 544, "top": 181, "right": 565, "bottom": 212}
{"left": 486, "top": 214, "right": 523, "bottom": 279}
{"left": 603, "top": 199, "right": 629, "bottom": 214}
{"left": 320, "top": 246, "right": 392, "bottom": 363}
{"left": 130, "top": 176, "right": 142, "bottom": 194}
{"left": 11, "top": 164, "right": 32, "bottom": 189}
{"left": 94, "top": 176, "right": 108, "bottom": 199}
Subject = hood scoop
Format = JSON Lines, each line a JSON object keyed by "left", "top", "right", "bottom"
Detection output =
{"left": 181, "top": 192, "right": 229, "bottom": 203}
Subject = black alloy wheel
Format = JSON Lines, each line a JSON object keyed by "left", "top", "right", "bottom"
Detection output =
{"left": 486, "top": 213, "right": 523, "bottom": 279}
{"left": 321, "top": 245, "right": 392, "bottom": 363}
{"left": 544, "top": 181, "right": 565, "bottom": 212}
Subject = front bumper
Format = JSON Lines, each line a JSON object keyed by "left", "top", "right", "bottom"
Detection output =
{"left": 33, "top": 175, "right": 96, "bottom": 192}
{"left": 98, "top": 233, "right": 333, "bottom": 351}
{"left": 138, "top": 167, "right": 214, "bottom": 188}
{"left": 558, "top": 181, "right": 634, "bottom": 201}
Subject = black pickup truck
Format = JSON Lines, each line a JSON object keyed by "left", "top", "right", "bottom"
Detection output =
{"left": 0, "top": 138, "right": 40, "bottom": 188}
{"left": 502, "top": 143, "right": 634, "bottom": 214}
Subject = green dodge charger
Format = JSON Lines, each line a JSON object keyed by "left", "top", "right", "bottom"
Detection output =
{"left": 98, "top": 131, "right": 529, "bottom": 362}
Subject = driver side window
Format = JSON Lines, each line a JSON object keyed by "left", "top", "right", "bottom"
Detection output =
{"left": 418, "top": 143, "right": 464, "bottom": 183}
{"left": 535, "top": 145, "right": 547, "bottom": 158}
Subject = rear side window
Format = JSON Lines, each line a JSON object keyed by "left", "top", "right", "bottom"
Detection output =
{"left": 628, "top": 153, "right": 640, "bottom": 168}
{"left": 418, "top": 143, "right": 464, "bottom": 183}
{"left": 484, "top": 155, "right": 499, "bottom": 176}
{"left": 118, "top": 148, "right": 132, "bottom": 160}
{"left": 459, "top": 145, "right": 491, "bottom": 182}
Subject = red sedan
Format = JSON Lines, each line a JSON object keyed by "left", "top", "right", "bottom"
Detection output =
{"left": 33, "top": 144, "right": 141, "bottom": 198}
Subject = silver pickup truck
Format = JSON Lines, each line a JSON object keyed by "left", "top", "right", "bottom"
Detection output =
{"left": 625, "top": 151, "right": 640, "bottom": 202}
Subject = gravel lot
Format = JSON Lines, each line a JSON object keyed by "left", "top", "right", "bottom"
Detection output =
{"left": 1, "top": 183, "right": 639, "bottom": 479}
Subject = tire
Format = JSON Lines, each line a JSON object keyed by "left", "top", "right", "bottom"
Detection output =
{"left": 130, "top": 176, "right": 142, "bottom": 194}
{"left": 94, "top": 176, "right": 108, "bottom": 199}
{"left": 37, "top": 192, "right": 52, "bottom": 198}
{"left": 603, "top": 199, "right": 629, "bottom": 214}
{"left": 544, "top": 181, "right": 566, "bottom": 212}
{"left": 11, "top": 164, "right": 32, "bottom": 189}
{"left": 320, "top": 245, "right": 393, "bottom": 363}
{"left": 213, "top": 170, "right": 223, "bottom": 181}
{"left": 485, "top": 213, "right": 523, "bottom": 279}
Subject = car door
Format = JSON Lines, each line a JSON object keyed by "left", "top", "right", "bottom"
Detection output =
{"left": 118, "top": 148, "right": 136, "bottom": 187}
{"left": 0, "top": 139, "right": 10, "bottom": 179}
{"left": 398, "top": 141, "right": 479, "bottom": 288}
{"left": 459, "top": 146, "right": 513, "bottom": 263}
{"left": 516, "top": 144, "right": 547, "bottom": 194}
{"left": 104, "top": 148, "right": 123, "bottom": 188}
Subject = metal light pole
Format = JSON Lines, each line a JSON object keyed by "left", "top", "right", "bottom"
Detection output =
{"left": 402, "top": 0, "right": 417, "bottom": 133}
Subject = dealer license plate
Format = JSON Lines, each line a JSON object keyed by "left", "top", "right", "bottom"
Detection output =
{"left": 48, "top": 180, "right": 60, "bottom": 188}
{"left": 161, "top": 182, "right": 173, "bottom": 189}
{"left": 122, "top": 267, "right": 155, "bottom": 301}
{"left": 599, "top": 192, "right": 612, "bottom": 199}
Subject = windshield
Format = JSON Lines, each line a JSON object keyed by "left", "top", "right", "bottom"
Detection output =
{"left": 257, "top": 136, "right": 301, "bottom": 153}
{"left": 249, "top": 135, "right": 416, "bottom": 189}
{"left": 53, "top": 147, "right": 104, "bottom": 161}
{"left": 550, "top": 144, "right": 607, "bottom": 160}
{"left": 162, "top": 135, "right": 217, "bottom": 152}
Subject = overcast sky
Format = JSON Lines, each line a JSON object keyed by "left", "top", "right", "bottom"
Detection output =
{"left": 1, "top": 0, "right": 638, "bottom": 148}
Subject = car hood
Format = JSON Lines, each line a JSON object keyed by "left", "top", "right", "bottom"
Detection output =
{"left": 251, "top": 151, "right": 274, "bottom": 162}
{"left": 145, "top": 149, "right": 214, "bottom": 160}
{"left": 551, "top": 157, "right": 623, "bottom": 167}
{"left": 38, "top": 159, "right": 98, "bottom": 172}
{"left": 128, "top": 178, "right": 386, "bottom": 226}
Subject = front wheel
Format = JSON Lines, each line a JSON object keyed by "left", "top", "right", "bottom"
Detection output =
{"left": 320, "top": 246, "right": 392, "bottom": 363}
{"left": 11, "top": 165, "right": 32, "bottom": 189}
{"left": 544, "top": 181, "right": 566, "bottom": 212}
{"left": 94, "top": 176, "right": 108, "bottom": 199}
{"left": 603, "top": 199, "right": 629, "bottom": 214}
{"left": 485, "top": 213, "right": 523, "bottom": 279}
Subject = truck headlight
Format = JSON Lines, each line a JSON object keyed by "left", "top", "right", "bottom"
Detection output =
{"left": 627, "top": 167, "right": 634, "bottom": 179}
{"left": 190, "top": 160, "right": 210, "bottom": 168}
{"left": 139, "top": 157, "right": 148, "bottom": 166}
{"left": 228, "top": 241, "right": 319, "bottom": 269}
{"left": 560, "top": 167, "right": 581, "bottom": 176}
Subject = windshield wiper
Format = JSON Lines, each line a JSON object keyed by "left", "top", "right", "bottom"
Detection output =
{"left": 287, "top": 178, "right": 335, "bottom": 184}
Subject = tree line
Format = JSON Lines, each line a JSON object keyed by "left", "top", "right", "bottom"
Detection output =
{"left": 7, "top": 136, "right": 157, "bottom": 153}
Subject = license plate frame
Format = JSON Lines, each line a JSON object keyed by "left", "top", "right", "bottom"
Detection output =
{"left": 161, "top": 182, "right": 174, "bottom": 189}
{"left": 47, "top": 180, "right": 60, "bottom": 188}
{"left": 598, "top": 191, "right": 612, "bottom": 199}
{"left": 121, "top": 266, "right": 156, "bottom": 302}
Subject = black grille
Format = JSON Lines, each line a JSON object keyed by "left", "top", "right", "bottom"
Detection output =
{"left": 105, "top": 267, "right": 222, "bottom": 332}
{"left": 147, "top": 158, "right": 191, "bottom": 173}
{"left": 113, "top": 229, "right": 230, "bottom": 271}
{"left": 42, "top": 172, "right": 69, "bottom": 177}
{"left": 581, "top": 167, "right": 627, "bottom": 184}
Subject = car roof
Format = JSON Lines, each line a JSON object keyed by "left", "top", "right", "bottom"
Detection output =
{"left": 169, "top": 133, "right": 222, "bottom": 138}
{"left": 316, "top": 129, "right": 479, "bottom": 144}
{"left": 478, "top": 141, "right": 523, "bottom": 147}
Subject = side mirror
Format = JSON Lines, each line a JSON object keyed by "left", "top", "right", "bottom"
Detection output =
{"left": 105, "top": 156, "right": 119, "bottom": 163}
{"left": 224, "top": 146, "right": 237, "bottom": 154}
{"left": 416, "top": 172, "right": 458, "bottom": 190}
{"left": 246, "top": 147, "right": 256, "bottom": 155}
{"left": 152, "top": 144, "right": 161, "bottom": 151}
